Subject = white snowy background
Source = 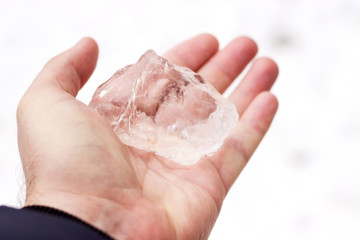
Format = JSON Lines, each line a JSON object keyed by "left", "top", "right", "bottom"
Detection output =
{"left": 1, "top": 0, "right": 360, "bottom": 239}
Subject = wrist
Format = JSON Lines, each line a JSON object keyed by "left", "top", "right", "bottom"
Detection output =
{"left": 25, "top": 190, "right": 121, "bottom": 239}
{"left": 23, "top": 205, "right": 112, "bottom": 238}
{"left": 25, "top": 187, "right": 176, "bottom": 240}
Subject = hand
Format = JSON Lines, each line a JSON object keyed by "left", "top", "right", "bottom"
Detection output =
{"left": 17, "top": 34, "right": 278, "bottom": 240}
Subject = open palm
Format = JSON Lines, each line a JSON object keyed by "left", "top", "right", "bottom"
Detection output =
{"left": 17, "top": 35, "right": 278, "bottom": 240}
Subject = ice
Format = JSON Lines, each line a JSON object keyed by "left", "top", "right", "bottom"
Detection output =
{"left": 89, "top": 50, "right": 238, "bottom": 164}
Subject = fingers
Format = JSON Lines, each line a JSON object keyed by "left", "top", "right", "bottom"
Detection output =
{"left": 163, "top": 33, "right": 219, "bottom": 71}
{"left": 211, "top": 92, "right": 278, "bottom": 191}
{"left": 198, "top": 37, "right": 258, "bottom": 93}
{"left": 31, "top": 37, "right": 99, "bottom": 97}
{"left": 229, "top": 57, "right": 278, "bottom": 116}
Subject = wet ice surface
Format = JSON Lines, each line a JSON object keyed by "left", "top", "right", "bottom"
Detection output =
{"left": 90, "top": 50, "right": 238, "bottom": 164}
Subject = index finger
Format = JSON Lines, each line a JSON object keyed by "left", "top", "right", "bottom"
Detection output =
{"left": 163, "top": 34, "right": 219, "bottom": 71}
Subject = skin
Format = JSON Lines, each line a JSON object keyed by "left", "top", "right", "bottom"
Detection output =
{"left": 17, "top": 34, "right": 278, "bottom": 240}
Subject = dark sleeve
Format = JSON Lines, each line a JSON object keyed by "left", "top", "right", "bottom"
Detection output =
{"left": 0, "top": 206, "right": 113, "bottom": 240}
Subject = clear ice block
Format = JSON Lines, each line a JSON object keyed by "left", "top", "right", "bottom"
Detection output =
{"left": 90, "top": 50, "right": 238, "bottom": 164}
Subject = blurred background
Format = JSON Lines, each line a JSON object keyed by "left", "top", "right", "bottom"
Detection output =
{"left": 1, "top": 0, "right": 359, "bottom": 239}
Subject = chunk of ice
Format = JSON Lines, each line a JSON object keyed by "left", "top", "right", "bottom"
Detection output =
{"left": 90, "top": 50, "right": 238, "bottom": 164}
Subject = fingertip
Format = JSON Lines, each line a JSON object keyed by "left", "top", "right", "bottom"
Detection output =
{"left": 259, "top": 92, "right": 279, "bottom": 134}
{"left": 74, "top": 37, "right": 99, "bottom": 62}
{"left": 74, "top": 37, "right": 97, "bottom": 47}
{"left": 254, "top": 57, "right": 279, "bottom": 80}
{"left": 196, "top": 33, "right": 219, "bottom": 51}
{"left": 243, "top": 36, "right": 258, "bottom": 53}
{"left": 200, "top": 36, "right": 259, "bottom": 93}
{"left": 241, "top": 91, "right": 278, "bottom": 135}
{"left": 229, "top": 36, "right": 258, "bottom": 57}
{"left": 261, "top": 91, "right": 279, "bottom": 113}
{"left": 70, "top": 37, "right": 99, "bottom": 84}
{"left": 164, "top": 33, "right": 219, "bottom": 70}
{"left": 252, "top": 91, "right": 279, "bottom": 113}
{"left": 33, "top": 37, "right": 99, "bottom": 97}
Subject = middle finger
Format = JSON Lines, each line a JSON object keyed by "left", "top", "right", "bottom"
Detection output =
{"left": 198, "top": 36, "right": 258, "bottom": 94}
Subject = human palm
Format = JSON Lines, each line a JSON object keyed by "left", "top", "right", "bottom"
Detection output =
{"left": 17, "top": 35, "right": 278, "bottom": 239}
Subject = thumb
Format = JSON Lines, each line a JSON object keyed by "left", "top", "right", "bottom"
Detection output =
{"left": 29, "top": 37, "right": 99, "bottom": 97}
